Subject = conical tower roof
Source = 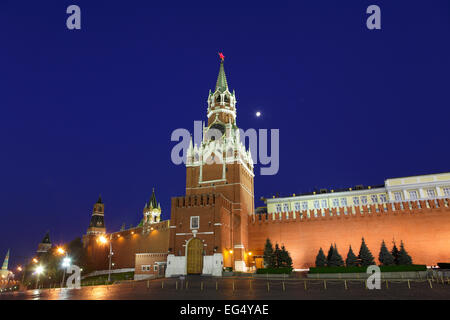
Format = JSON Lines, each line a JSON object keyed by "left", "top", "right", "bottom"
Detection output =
{"left": 96, "top": 194, "right": 103, "bottom": 204}
{"left": 149, "top": 188, "right": 158, "bottom": 209}
{"left": 1, "top": 249, "right": 9, "bottom": 271}
{"left": 215, "top": 59, "right": 228, "bottom": 93}
{"left": 41, "top": 231, "right": 51, "bottom": 244}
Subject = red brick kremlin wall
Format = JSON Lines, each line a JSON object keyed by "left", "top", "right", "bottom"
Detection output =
{"left": 248, "top": 199, "right": 450, "bottom": 269}
{"left": 83, "top": 220, "right": 170, "bottom": 272}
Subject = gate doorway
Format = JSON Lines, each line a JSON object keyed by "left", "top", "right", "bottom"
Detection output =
{"left": 186, "top": 238, "right": 203, "bottom": 274}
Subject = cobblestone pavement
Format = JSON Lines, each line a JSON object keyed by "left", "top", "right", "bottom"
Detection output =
{"left": 1, "top": 276, "right": 450, "bottom": 300}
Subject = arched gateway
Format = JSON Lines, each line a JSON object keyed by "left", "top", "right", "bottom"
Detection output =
{"left": 186, "top": 238, "right": 203, "bottom": 274}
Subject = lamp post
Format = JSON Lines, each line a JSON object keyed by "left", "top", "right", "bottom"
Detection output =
{"left": 98, "top": 234, "right": 113, "bottom": 283}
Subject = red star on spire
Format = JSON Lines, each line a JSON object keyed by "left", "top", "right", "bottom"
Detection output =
{"left": 218, "top": 52, "right": 225, "bottom": 61}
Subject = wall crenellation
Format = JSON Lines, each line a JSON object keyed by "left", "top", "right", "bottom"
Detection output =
{"left": 249, "top": 198, "right": 450, "bottom": 224}
{"left": 172, "top": 193, "right": 232, "bottom": 211}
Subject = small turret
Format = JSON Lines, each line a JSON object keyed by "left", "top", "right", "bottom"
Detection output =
{"left": 143, "top": 188, "right": 162, "bottom": 224}
{"left": 37, "top": 231, "right": 52, "bottom": 255}
{"left": 87, "top": 195, "right": 106, "bottom": 235}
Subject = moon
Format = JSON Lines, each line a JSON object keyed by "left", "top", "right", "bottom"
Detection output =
{"left": 256, "top": 111, "right": 261, "bottom": 117}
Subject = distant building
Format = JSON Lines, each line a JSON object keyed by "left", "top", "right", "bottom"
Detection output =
{"left": 0, "top": 249, "right": 11, "bottom": 279}
{"left": 36, "top": 232, "right": 52, "bottom": 255}
{"left": 86, "top": 196, "right": 106, "bottom": 235}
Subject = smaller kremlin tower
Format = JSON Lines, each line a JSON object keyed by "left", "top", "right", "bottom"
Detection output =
{"left": 37, "top": 232, "right": 52, "bottom": 255}
{"left": 142, "top": 188, "right": 161, "bottom": 224}
{"left": 0, "top": 249, "right": 10, "bottom": 279}
{"left": 87, "top": 195, "right": 106, "bottom": 235}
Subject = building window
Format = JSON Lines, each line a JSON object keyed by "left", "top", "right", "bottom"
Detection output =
{"left": 444, "top": 187, "right": 450, "bottom": 196}
{"left": 301, "top": 202, "right": 308, "bottom": 210}
{"left": 154, "top": 265, "right": 158, "bottom": 272}
{"left": 276, "top": 204, "right": 282, "bottom": 213}
{"left": 283, "top": 203, "right": 289, "bottom": 212}
{"left": 353, "top": 197, "right": 360, "bottom": 205}
{"left": 313, "top": 200, "right": 320, "bottom": 209}
{"left": 409, "top": 190, "right": 418, "bottom": 200}
{"left": 294, "top": 202, "right": 300, "bottom": 211}
{"left": 332, "top": 198, "right": 339, "bottom": 207}
{"left": 427, "top": 189, "right": 436, "bottom": 198}
{"left": 379, "top": 194, "right": 387, "bottom": 203}
{"left": 141, "top": 265, "right": 151, "bottom": 272}
{"left": 371, "top": 195, "right": 378, "bottom": 203}
{"left": 321, "top": 199, "right": 328, "bottom": 208}
{"left": 340, "top": 198, "right": 347, "bottom": 207}
{"left": 360, "top": 196, "right": 368, "bottom": 205}
{"left": 190, "top": 216, "right": 199, "bottom": 229}
{"left": 394, "top": 192, "right": 403, "bottom": 201}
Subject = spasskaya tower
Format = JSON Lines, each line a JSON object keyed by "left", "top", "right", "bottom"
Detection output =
{"left": 166, "top": 54, "right": 255, "bottom": 276}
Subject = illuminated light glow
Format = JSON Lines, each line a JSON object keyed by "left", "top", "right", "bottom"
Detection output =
{"left": 248, "top": 252, "right": 252, "bottom": 256}
{"left": 56, "top": 247, "right": 65, "bottom": 255}
{"left": 229, "top": 250, "right": 233, "bottom": 254}
{"left": 32, "top": 258, "right": 38, "bottom": 264}
{"left": 62, "top": 257, "right": 71, "bottom": 268}
{"left": 256, "top": 111, "right": 261, "bottom": 117}
{"left": 35, "top": 265, "right": 44, "bottom": 274}
{"left": 98, "top": 235, "right": 108, "bottom": 244}
{"left": 218, "top": 52, "right": 225, "bottom": 61}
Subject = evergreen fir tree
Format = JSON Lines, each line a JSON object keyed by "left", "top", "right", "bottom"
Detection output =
{"left": 397, "top": 241, "right": 413, "bottom": 265}
{"left": 326, "top": 244, "right": 335, "bottom": 266}
{"left": 274, "top": 243, "right": 282, "bottom": 268}
{"left": 358, "top": 237, "right": 375, "bottom": 266}
{"left": 263, "top": 239, "right": 275, "bottom": 268}
{"left": 345, "top": 245, "right": 359, "bottom": 267}
{"left": 391, "top": 240, "right": 400, "bottom": 265}
{"left": 280, "top": 245, "right": 293, "bottom": 269}
{"left": 328, "top": 244, "right": 344, "bottom": 267}
{"left": 378, "top": 240, "right": 395, "bottom": 265}
{"left": 315, "top": 248, "right": 327, "bottom": 267}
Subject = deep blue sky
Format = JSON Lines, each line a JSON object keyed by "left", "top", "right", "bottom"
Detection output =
{"left": 1, "top": 1, "right": 449, "bottom": 268}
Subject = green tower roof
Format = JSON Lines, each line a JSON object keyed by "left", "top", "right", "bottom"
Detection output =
{"left": 149, "top": 188, "right": 158, "bottom": 209}
{"left": 215, "top": 60, "right": 228, "bottom": 93}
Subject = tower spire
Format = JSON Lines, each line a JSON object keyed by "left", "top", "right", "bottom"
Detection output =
{"left": 1, "top": 249, "right": 9, "bottom": 271}
{"left": 215, "top": 52, "right": 228, "bottom": 93}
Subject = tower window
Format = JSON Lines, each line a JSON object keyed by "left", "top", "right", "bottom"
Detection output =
{"left": 276, "top": 204, "right": 282, "bottom": 213}
{"left": 190, "top": 216, "right": 199, "bottom": 229}
{"left": 353, "top": 197, "right": 360, "bottom": 205}
{"left": 340, "top": 198, "right": 347, "bottom": 207}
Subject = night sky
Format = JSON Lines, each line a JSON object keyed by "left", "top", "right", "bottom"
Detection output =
{"left": 1, "top": 1, "right": 449, "bottom": 268}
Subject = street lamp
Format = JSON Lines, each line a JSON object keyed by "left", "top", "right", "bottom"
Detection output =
{"left": 56, "top": 247, "right": 66, "bottom": 255}
{"left": 98, "top": 234, "right": 113, "bottom": 283}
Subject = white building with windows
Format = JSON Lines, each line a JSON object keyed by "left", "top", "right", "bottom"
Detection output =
{"left": 266, "top": 172, "right": 450, "bottom": 214}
